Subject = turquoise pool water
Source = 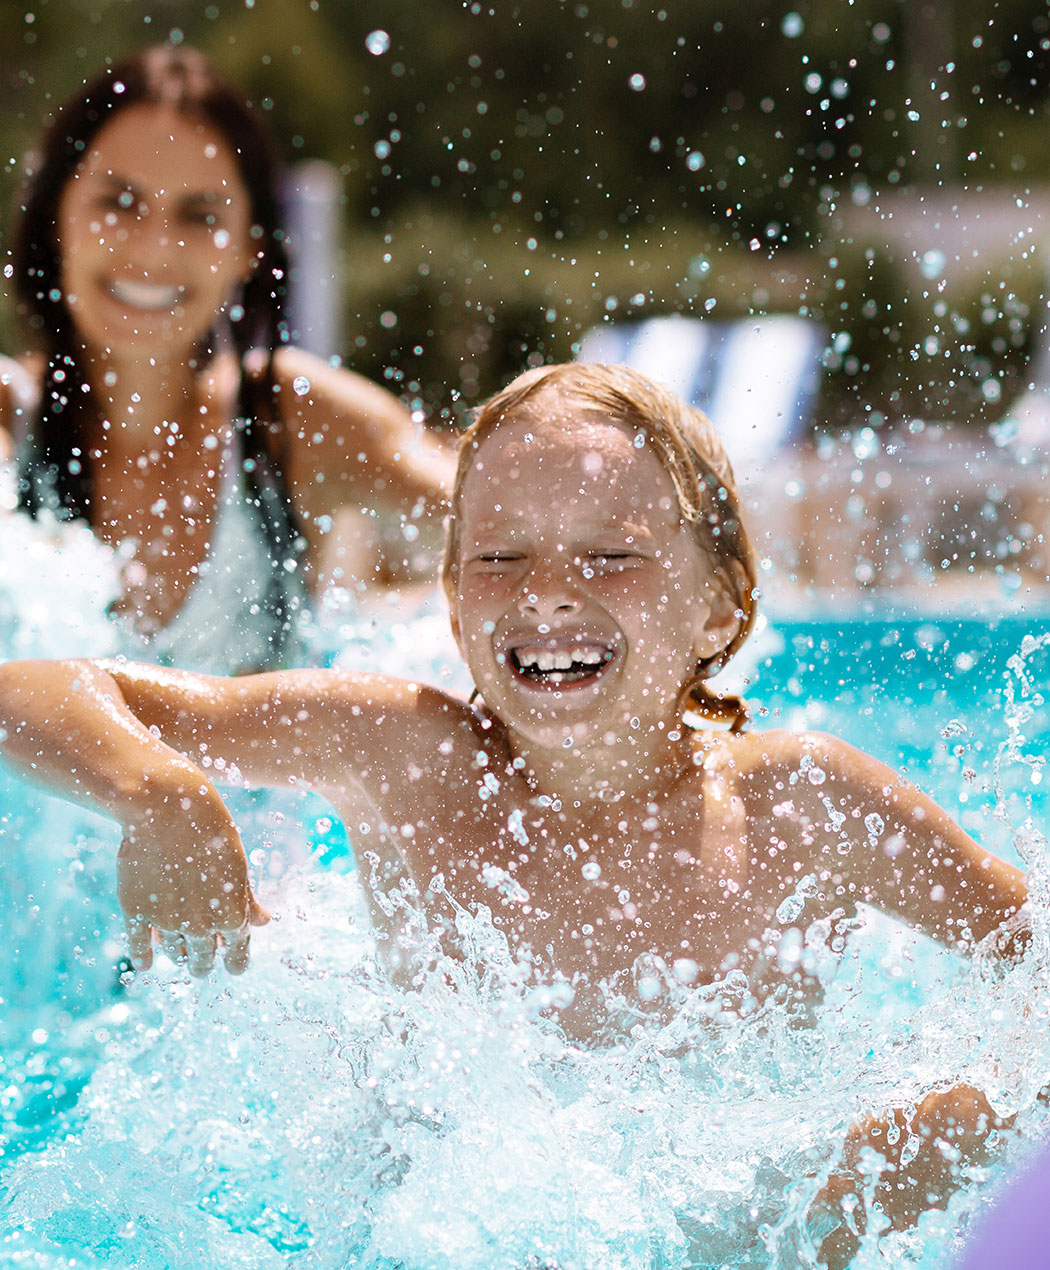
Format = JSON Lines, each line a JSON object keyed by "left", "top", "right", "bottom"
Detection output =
{"left": 3, "top": 599, "right": 1050, "bottom": 1269}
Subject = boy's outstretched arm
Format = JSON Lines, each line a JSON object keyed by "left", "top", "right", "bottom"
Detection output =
{"left": 776, "top": 730, "right": 1028, "bottom": 951}
{"left": 0, "top": 658, "right": 268, "bottom": 976}
{"left": 0, "top": 657, "right": 474, "bottom": 974}
{"left": 765, "top": 732, "right": 1028, "bottom": 1263}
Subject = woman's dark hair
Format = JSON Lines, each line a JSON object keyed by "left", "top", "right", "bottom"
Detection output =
{"left": 13, "top": 45, "right": 304, "bottom": 656}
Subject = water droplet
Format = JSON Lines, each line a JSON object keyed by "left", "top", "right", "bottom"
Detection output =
{"left": 293, "top": 376, "right": 310, "bottom": 397}
{"left": 919, "top": 248, "right": 946, "bottom": 281}
{"left": 365, "top": 29, "right": 390, "bottom": 56}
{"left": 628, "top": 73, "right": 646, "bottom": 92}
{"left": 581, "top": 861, "right": 601, "bottom": 881}
{"left": 782, "top": 11, "right": 804, "bottom": 36}
{"left": 637, "top": 975, "right": 661, "bottom": 1001}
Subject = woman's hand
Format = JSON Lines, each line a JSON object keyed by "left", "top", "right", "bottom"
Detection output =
{"left": 117, "top": 775, "right": 269, "bottom": 977}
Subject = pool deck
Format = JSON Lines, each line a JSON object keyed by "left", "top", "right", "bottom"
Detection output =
{"left": 743, "top": 423, "right": 1050, "bottom": 616}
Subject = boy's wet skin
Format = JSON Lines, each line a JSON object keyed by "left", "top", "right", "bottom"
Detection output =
{"left": 349, "top": 405, "right": 1021, "bottom": 1013}
{"left": 0, "top": 363, "right": 1032, "bottom": 1258}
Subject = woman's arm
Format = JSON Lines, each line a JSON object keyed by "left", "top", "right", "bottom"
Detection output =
{"left": 269, "top": 347, "right": 456, "bottom": 585}
{"left": 0, "top": 353, "right": 41, "bottom": 461}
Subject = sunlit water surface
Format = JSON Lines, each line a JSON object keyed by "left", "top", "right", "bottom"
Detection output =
{"left": 3, "top": 512, "right": 1050, "bottom": 1269}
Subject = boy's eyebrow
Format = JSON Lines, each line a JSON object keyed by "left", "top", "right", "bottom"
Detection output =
{"left": 466, "top": 518, "right": 660, "bottom": 543}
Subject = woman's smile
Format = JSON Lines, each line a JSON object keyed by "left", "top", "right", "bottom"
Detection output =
{"left": 105, "top": 278, "right": 187, "bottom": 312}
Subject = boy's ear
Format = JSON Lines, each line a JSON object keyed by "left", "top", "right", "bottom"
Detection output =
{"left": 692, "top": 584, "right": 741, "bottom": 664}
{"left": 447, "top": 593, "right": 465, "bottom": 656}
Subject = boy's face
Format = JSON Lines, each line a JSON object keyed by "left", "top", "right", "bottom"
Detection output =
{"left": 450, "top": 402, "right": 737, "bottom": 751}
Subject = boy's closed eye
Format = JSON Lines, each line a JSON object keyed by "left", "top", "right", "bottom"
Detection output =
{"left": 475, "top": 551, "right": 525, "bottom": 565}
{"left": 578, "top": 550, "right": 646, "bottom": 574}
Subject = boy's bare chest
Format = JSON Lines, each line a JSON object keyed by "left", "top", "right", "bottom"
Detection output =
{"left": 401, "top": 776, "right": 794, "bottom": 981}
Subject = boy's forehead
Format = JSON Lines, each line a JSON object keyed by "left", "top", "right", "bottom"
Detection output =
{"left": 461, "top": 411, "right": 679, "bottom": 523}
{"left": 473, "top": 410, "right": 640, "bottom": 475}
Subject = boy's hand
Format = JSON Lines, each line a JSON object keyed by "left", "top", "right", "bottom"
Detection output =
{"left": 116, "top": 779, "right": 269, "bottom": 977}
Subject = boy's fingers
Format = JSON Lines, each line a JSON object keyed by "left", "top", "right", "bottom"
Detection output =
{"left": 126, "top": 915, "right": 153, "bottom": 970}
{"left": 185, "top": 934, "right": 218, "bottom": 979}
{"left": 221, "top": 926, "right": 252, "bottom": 975}
{"left": 159, "top": 930, "right": 188, "bottom": 964}
{"left": 248, "top": 893, "right": 270, "bottom": 927}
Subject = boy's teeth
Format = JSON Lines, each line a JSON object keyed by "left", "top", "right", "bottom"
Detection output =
{"left": 514, "top": 642, "right": 609, "bottom": 672}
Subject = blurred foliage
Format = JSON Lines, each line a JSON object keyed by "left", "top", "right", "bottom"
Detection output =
{"left": 3, "top": 0, "right": 1050, "bottom": 430}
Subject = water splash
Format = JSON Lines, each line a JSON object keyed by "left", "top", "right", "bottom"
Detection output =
{"left": 4, "top": 530, "right": 1050, "bottom": 1265}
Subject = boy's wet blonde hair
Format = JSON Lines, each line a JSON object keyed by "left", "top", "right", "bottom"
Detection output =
{"left": 443, "top": 362, "right": 759, "bottom": 731}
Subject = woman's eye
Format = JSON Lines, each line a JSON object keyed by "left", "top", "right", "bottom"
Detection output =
{"left": 183, "top": 207, "right": 218, "bottom": 227}
{"left": 99, "top": 190, "right": 140, "bottom": 215}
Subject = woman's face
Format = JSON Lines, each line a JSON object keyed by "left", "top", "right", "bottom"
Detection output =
{"left": 56, "top": 102, "right": 253, "bottom": 361}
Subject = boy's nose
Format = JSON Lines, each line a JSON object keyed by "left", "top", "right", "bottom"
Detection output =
{"left": 517, "top": 559, "right": 582, "bottom": 619}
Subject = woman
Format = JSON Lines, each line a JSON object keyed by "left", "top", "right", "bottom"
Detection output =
{"left": 1, "top": 45, "right": 453, "bottom": 672}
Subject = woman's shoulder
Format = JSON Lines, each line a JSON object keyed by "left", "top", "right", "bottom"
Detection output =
{"left": 0, "top": 353, "right": 42, "bottom": 435}
{"left": 267, "top": 345, "right": 407, "bottom": 421}
{"left": 245, "top": 345, "right": 334, "bottom": 392}
{"left": 0, "top": 354, "right": 43, "bottom": 459}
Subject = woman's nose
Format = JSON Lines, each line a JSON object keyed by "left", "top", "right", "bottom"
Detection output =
{"left": 126, "top": 206, "right": 177, "bottom": 256}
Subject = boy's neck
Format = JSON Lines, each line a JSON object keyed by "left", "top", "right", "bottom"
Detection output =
{"left": 509, "top": 724, "right": 697, "bottom": 812}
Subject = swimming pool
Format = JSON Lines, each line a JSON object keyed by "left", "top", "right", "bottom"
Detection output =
{"left": 3, "top": 586, "right": 1050, "bottom": 1268}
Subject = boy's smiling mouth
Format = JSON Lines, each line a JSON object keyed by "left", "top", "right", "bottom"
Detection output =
{"left": 505, "top": 637, "right": 617, "bottom": 688}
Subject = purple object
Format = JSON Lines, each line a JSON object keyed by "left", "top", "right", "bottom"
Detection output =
{"left": 959, "top": 1146, "right": 1050, "bottom": 1268}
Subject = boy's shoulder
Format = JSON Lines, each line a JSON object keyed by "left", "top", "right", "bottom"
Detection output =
{"left": 317, "top": 671, "right": 506, "bottom": 763}
{"left": 697, "top": 726, "right": 872, "bottom": 785}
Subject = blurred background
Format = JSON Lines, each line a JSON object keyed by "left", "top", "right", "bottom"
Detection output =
{"left": 3, "top": 0, "right": 1050, "bottom": 601}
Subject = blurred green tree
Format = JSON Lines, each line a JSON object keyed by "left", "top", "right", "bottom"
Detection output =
{"left": 3, "top": 0, "right": 1050, "bottom": 427}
